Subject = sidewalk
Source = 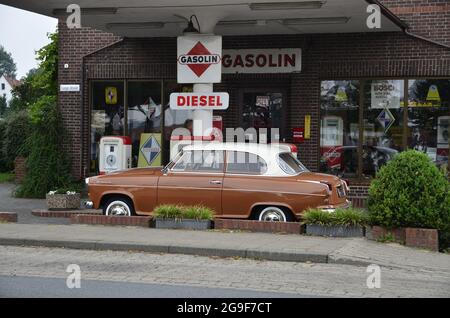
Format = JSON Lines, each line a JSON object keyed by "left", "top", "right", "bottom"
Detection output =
{"left": 0, "top": 223, "right": 449, "bottom": 272}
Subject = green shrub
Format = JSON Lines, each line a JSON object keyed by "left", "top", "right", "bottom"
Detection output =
{"left": 368, "top": 150, "right": 450, "bottom": 232}
{"left": 153, "top": 204, "right": 215, "bottom": 220}
{"left": 303, "top": 208, "right": 368, "bottom": 227}
{"left": 1, "top": 111, "right": 32, "bottom": 171}
{"left": 153, "top": 204, "right": 184, "bottom": 219}
{"left": 15, "top": 96, "right": 73, "bottom": 198}
{"left": 0, "top": 119, "right": 7, "bottom": 172}
{"left": 183, "top": 205, "right": 215, "bottom": 221}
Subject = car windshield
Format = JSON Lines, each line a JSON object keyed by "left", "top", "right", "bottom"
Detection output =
{"left": 278, "top": 152, "right": 308, "bottom": 175}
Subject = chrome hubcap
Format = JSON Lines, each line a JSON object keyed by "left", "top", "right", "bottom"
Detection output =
{"left": 260, "top": 209, "right": 286, "bottom": 222}
{"left": 106, "top": 201, "right": 130, "bottom": 216}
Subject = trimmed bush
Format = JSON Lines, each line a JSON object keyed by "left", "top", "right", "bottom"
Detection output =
{"left": 303, "top": 208, "right": 369, "bottom": 227}
{"left": 1, "top": 111, "right": 31, "bottom": 171}
{"left": 368, "top": 150, "right": 450, "bottom": 232}
{"left": 153, "top": 204, "right": 214, "bottom": 221}
{"left": 15, "top": 96, "right": 73, "bottom": 198}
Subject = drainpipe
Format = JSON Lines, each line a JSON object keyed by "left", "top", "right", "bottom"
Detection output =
{"left": 366, "top": 0, "right": 450, "bottom": 51}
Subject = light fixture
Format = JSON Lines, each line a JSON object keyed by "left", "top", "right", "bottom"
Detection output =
{"left": 106, "top": 22, "right": 165, "bottom": 30}
{"left": 52, "top": 7, "right": 118, "bottom": 16}
{"left": 217, "top": 20, "right": 258, "bottom": 26}
{"left": 249, "top": 1, "right": 326, "bottom": 11}
{"left": 283, "top": 17, "right": 350, "bottom": 25}
{"left": 183, "top": 15, "right": 200, "bottom": 34}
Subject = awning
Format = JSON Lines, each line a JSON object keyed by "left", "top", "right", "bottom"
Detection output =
{"left": 1, "top": 0, "right": 404, "bottom": 37}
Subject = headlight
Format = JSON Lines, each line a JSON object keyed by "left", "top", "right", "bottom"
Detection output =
{"left": 321, "top": 208, "right": 336, "bottom": 213}
{"left": 85, "top": 177, "right": 90, "bottom": 185}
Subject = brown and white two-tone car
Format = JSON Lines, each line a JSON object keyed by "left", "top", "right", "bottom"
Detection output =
{"left": 86, "top": 142, "right": 349, "bottom": 222}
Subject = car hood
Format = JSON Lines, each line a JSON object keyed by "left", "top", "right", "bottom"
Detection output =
{"left": 94, "top": 167, "right": 163, "bottom": 179}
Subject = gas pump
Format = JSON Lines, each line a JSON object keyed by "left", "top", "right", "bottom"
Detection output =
{"left": 320, "top": 116, "right": 344, "bottom": 170}
{"left": 99, "top": 136, "right": 132, "bottom": 174}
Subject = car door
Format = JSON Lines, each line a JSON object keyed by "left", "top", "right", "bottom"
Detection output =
{"left": 157, "top": 150, "right": 224, "bottom": 215}
{"left": 221, "top": 151, "right": 270, "bottom": 218}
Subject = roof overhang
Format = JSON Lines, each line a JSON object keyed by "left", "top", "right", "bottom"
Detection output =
{"left": 1, "top": 0, "right": 404, "bottom": 37}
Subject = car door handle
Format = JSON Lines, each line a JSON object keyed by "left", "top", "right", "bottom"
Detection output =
{"left": 210, "top": 180, "right": 222, "bottom": 185}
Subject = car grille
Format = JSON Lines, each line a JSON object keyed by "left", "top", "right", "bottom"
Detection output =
{"left": 337, "top": 184, "right": 346, "bottom": 198}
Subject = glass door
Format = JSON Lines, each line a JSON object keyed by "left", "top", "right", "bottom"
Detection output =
{"left": 240, "top": 90, "right": 285, "bottom": 143}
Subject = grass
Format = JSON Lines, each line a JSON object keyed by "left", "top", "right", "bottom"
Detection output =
{"left": 0, "top": 172, "right": 14, "bottom": 183}
{"left": 153, "top": 204, "right": 214, "bottom": 221}
{"left": 303, "top": 207, "right": 369, "bottom": 227}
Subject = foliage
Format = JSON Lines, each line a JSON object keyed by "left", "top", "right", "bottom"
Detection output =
{"left": 153, "top": 204, "right": 214, "bottom": 220}
{"left": 0, "top": 95, "right": 7, "bottom": 117}
{"left": 368, "top": 150, "right": 450, "bottom": 232}
{"left": 183, "top": 205, "right": 215, "bottom": 221}
{"left": 0, "top": 45, "right": 17, "bottom": 77}
{"left": 15, "top": 96, "right": 73, "bottom": 198}
{"left": 1, "top": 111, "right": 31, "bottom": 171}
{"left": 0, "top": 172, "right": 13, "bottom": 183}
{"left": 153, "top": 205, "right": 184, "bottom": 219}
{"left": 303, "top": 208, "right": 369, "bottom": 227}
{"left": 0, "top": 119, "right": 6, "bottom": 172}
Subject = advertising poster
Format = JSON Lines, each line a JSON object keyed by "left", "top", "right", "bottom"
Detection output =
{"left": 371, "top": 80, "right": 402, "bottom": 109}
{"left": 138, "top": 133, "right": 162, "bottom": 167}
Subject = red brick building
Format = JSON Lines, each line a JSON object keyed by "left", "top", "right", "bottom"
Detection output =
{"left": 5, "top": 0, "right": 450, "bottom": 200}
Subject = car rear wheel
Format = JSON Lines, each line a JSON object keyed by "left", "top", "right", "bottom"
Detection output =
{"left": 257, "top": 206, "right": 292, "bottom": 222}
{"left": 103, "top": 197, "right": 135, "bottom": 216}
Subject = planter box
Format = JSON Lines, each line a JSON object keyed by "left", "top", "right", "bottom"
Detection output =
{"left": 0, "top": 212, "right": 18, "bottom": 223}
{"left": 46, "top": 193, "right": 81, "bottom": 210}
{"left": 306, "top": 224, "right": 365, "bottom": 237}
{"left": 155, "top": 218, "right": 211, "bottom": 231}
{"left": 365, "top": 226, "right": 406, "bottom": 243}
{"left": 71, "top": 214, "right": 152, "bottom": 228}
{"left": 214, "top": 219, "right": 302, "bottom": 234}
{"left": 366, "top": 226, "right": 438, "bottom": 251}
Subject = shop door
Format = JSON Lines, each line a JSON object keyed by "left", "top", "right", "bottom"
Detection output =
{"left": 239, "top": 90, "right": 286, "bottom": 143}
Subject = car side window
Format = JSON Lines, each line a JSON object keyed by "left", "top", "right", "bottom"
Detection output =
{"left": 171, "top": 150, "right": 224, "bottom": 173}
{"left": 226, "top": 151, "right": 268, "bottom": 175}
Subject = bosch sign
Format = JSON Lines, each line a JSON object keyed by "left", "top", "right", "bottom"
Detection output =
{"left": 177, "top": 35, "right": 222, "bottom": 83}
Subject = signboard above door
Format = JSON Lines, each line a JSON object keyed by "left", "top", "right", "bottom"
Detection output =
{"left": 222, "top": 49, "right": 301, "bottom": 74}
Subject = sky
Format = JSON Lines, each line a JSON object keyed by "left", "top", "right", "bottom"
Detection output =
{"left": 0, "top": 4, "right": 57, "bottom": 79}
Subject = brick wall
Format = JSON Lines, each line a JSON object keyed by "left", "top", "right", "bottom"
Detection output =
{"left": 57, "top": 1, "right": 450, "bottom": 183}
{"left": 381, "top": 0, "right": 450, "bottom": 47}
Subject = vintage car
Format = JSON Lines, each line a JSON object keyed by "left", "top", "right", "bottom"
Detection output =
{"left": 86, "top": 142, "right": 349, "bottom": 222}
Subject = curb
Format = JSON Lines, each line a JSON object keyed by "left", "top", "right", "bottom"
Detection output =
{"left": 0, "top": 237, "right": 329, "bottom": 264}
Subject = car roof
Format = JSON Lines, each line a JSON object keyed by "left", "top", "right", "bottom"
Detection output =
{"left": 183, "top": 142, "right": 290, "bottom": 156}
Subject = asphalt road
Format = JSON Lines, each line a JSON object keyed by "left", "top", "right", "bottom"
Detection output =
{"left": 0, "top": 276, "right": 303, "bottom": 298}
{"left": 1, "top": 246, "right": 449, "bottom": 298}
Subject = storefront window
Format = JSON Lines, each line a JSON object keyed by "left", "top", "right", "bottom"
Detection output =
{"left": 162, "top": 82, "right": 194, "bottom": 163}
{"left": 90, "top": 81, "right": 124, "bottom": 172}
{"left": 362, "top": 80, "right": 404, "bottom": 177}
{"left": 127, "top": 81, "right": 162, "bottom": 167}
{"left": 407, "top": 79, "right": 450, "bottom": 169}
{"left": 320, "top": 80, "right": 360, "bottom": 178}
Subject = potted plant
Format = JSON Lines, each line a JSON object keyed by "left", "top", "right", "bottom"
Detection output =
{"left": 154, "top": 204, "right": 213, "bottom": 230}
{"left": 303, "top": 208, "right": 368, "bottom": 237}
{"left": 46, "top": 187, "right": 81, "bottom": 210}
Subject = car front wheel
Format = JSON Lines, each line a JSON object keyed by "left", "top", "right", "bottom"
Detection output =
{"left": 257, "top": 206, "right": 292, "bottom": 222}
{"left": 103, "top": 197, "right": 135, "bottom": 216}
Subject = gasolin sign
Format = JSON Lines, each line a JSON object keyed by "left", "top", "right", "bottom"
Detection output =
{"left": 170, "top": 93, "right": 229, "bottom": 110}
{"left": 177, "top": 35, "right": 222, "bottom": 83}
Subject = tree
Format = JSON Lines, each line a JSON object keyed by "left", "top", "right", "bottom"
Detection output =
{"left": 0, "top": 95, "right": 7, "bottom": 117}
{"left": 0, "top": 45, "right": 17, "bottom": 77}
